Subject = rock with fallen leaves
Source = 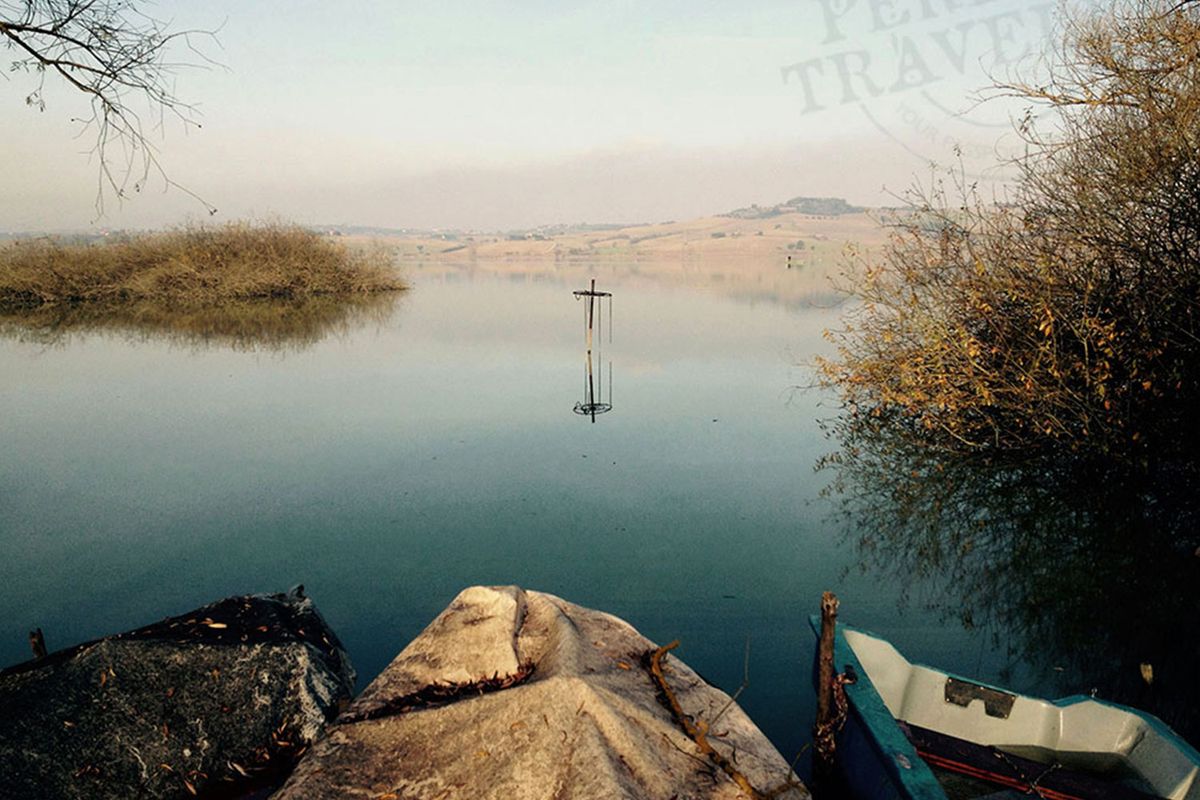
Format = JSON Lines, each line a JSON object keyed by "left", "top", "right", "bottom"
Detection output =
{"left": 0, "top": 588, "right": 354, "bottom": 799}
{"left": 275, "top": 585, "right": 809, "bottom": 800}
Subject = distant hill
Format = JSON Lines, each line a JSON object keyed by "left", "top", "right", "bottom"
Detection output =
{"left": 722, "top": 196, "right": 863, "bottom": 219}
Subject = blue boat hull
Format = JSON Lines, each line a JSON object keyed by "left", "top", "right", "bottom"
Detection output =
{"left": 810, "top": 616, "right": 1200, "bottom": 800}
{"left": 812, "top": 618, "right": 947, "bottom": 800}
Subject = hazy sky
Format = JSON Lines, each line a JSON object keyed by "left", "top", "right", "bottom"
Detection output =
{"left": 1, "top": 0, "right": 1060, "bottom": 231}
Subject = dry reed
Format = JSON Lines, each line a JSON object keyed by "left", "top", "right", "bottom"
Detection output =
{"left": 0, "top": 223, "right": 405, "bottom": 308}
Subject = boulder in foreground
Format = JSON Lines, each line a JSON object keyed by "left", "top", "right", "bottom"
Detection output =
{"left": 276, "top": 585, "right": 808, "bottom": 800}
{"left": 0, "top": 588, "right": 354, "bottom": 799}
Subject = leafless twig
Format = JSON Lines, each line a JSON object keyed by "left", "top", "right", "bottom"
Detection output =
{"left": 1, "top": 0, "right": 220, "bottom": 215}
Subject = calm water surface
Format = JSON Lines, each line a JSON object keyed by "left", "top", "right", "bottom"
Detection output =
{"left": 0, "top": 262, "right": 1072, "bottom": 761}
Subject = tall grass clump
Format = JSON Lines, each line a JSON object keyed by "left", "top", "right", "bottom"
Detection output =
{"left": 0, "top": 222, "right": 405, "bottom": 309}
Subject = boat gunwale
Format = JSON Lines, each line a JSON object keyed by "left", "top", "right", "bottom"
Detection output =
{"left": 809, "top": 615, "right": 948, "bottom": 800}
{"left": 808, "top": 616, "right": 1200, "bottom": 800}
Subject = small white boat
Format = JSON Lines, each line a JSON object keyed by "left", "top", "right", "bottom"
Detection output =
{"left": 813, "top": 620, "right": 1200, "bottom": 800}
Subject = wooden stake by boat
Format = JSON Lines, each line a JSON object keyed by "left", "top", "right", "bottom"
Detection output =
{"left": 29, "top": 628, "right": 46, "bottom": 660}
{"left": 813, "top": 592, "right": 839, "bottom": 774}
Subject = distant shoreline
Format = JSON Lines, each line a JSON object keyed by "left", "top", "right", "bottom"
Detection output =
{"left": 350, "top": 210, "right": 889, "bottom": 265}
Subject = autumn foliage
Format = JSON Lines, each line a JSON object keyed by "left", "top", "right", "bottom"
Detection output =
{"left": 821, "top": 0, "right": 1200, "bottom": 466}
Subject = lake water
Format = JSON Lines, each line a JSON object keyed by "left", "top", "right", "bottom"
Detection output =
{"left": 0, "top": 260, "right": 1174, "bottom": 763}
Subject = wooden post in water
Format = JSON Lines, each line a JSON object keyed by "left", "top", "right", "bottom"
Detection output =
{"left": 813, "top": 591, "right": 840, "bottom": 778}
{"left": 572, "top": 279, "right": 613, "bottom": 422}
{"left": 586, "top": 279, "right": 596, "bottom": 422}
{"left": 586, "top": 279, "right": 595, "bottom": 348}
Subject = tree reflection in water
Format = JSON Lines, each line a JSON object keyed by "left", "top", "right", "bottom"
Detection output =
{"left": 822, "top": 424, "right": 1200, "bottom": 742}
{"left": 0, "top": 293, "right": 403, "bottom": 352}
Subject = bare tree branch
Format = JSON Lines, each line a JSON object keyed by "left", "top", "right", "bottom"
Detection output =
{"left": 1, "top": 0, "right": 220, "bottom": 216}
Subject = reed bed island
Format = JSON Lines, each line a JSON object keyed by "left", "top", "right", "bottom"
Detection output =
{"left": 0, "top": 223, "right": 407, "bottom": 348}
{"left": 0, "top": 223, "right": 405, "bottom": 307}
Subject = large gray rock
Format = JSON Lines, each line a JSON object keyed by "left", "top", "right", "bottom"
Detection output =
{"left": 275, "top": 585, "right": 809, "bottom": 800}
{"left": 0, "top": 589, "right": 354, "bottom": 799}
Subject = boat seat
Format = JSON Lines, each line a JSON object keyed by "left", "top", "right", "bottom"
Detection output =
{"left": 902, "top": 722, "right": 1165, "bottom": 800}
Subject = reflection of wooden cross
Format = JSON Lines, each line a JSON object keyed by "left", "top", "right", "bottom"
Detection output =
{"left": 573, "top": 279, "right": 613, "bottom": 422}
